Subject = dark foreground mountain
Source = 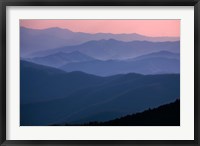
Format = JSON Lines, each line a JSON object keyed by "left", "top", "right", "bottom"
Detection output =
{"left": 85, "top": 99, "right": 180, "bottom": 126}
{"left": 20, "top": 60, "right": 105, "bottom": 104}
{"left": 20, "top": 61, "right": 180, "bottom": 126}
{"left": 53, "top": 99, "right": 180, "bottom": 126}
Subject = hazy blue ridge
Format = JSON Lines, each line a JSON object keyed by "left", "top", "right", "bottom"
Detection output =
{"left": 20, "top": 27, "right": 179, "bottom": 57}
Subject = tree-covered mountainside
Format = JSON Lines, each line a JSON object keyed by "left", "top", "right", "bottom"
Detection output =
{"left": 83, "top": 99, "right": 180, "bottom": 126}
{"left": 53, "top": 100, "right": 180, "bottom": 126}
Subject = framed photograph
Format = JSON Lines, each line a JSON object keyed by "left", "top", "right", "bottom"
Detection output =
{"left": 0, "top": 0, "right": 199, "bottom": 145}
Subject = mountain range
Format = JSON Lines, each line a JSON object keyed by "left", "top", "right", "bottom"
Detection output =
{"left": 20, "top": 26, "right": 180, "bottom": 126}
{"left": 24, "top": 50, "right": 180, "bottom": 76}
{"left": 30, "top": 39, "right": 180, "bottom": 60}
{"left": 21, "top": 27, "right": 180, "bottom": 57}
{"left": 20, "top": 60, "right": 180, "bottom": 126}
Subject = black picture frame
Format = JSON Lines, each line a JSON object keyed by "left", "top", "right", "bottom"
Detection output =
{"left": 0, "top": 0, "right": 199, "bottom": 145}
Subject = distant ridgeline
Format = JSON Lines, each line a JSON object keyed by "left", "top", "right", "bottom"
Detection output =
{"left": 52, "top": 99, "right": 180, "bottom": 126}
{"left": 20, "top": 27, "right": 180, "bottom": 57}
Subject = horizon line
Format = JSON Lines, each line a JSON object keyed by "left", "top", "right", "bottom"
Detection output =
{"left": 20, "top": 26, "right": 180, "bottom": 38}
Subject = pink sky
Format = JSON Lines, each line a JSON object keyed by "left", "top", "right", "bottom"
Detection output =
{"left": 20, "top": 20, "right": 180, "bottom": 37}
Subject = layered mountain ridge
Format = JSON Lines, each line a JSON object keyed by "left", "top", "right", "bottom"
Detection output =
{"left": 20, "top": 60, "right": 180, "bottom": 126}
{"left": 21, "top": 27, "right": 180, "bottom": 57}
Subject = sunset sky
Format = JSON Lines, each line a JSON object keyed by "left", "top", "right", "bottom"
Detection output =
{"left": 20, "top": 20, "right": 180, "bottom": 37}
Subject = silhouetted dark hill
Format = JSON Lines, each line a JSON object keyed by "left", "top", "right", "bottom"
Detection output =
{"left": 20, "top": 61, "right": 180, "bottom": 126}
{"left": 81, "top": 99, "right": 180, "bottom": 126}
{"left": 20, "top": 60, "right": 105, "bottom": 104}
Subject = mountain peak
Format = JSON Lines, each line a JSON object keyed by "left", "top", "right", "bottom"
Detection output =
{"left": 44, "top": 27, "right": 73, "bottom": 33}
